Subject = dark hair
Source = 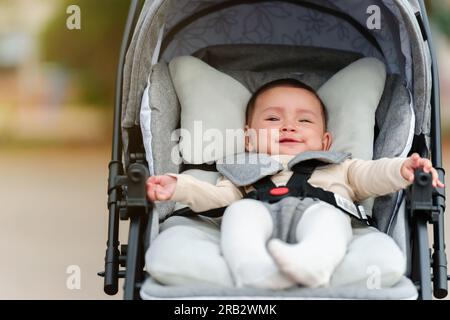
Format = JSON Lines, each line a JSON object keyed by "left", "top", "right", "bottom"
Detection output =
{"left": 245, "top": 78, "right": 328, "bottom": 129}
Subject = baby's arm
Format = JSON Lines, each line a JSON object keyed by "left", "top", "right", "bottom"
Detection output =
{"left": 346, "top": 153, "right": 443, "bottom": 201}
{"left": 146, "top": 174, "right": 243, "bottom": 212}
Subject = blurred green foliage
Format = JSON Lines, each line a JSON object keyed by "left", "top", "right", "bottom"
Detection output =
{"left": 40, "top": 0, "right": 131, "bottom": 106}
{"left": 427, "top": 0, "right": 450, "bottom": 38}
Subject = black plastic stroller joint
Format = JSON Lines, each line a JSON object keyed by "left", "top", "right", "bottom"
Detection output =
{"left": 102, "top": 162, "right": 151, "bottom": 298}
{"left": 407, "top": 168, "right": 448, "bottom": 299}
{"left": 431, "top": 167, "right": 447, "bottom": 300}
{"left": 122, "top": 163, "right": 151, "bottom": 300}
{"left": 407, "top": 170, "right": 439, "bottom": 219}
{"left": 120, "top": 163, "right": 151, "bottom": 219}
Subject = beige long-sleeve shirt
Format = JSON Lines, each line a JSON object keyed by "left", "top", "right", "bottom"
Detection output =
{"left": 167, "top": 154, "right": 411, "bottom": 213}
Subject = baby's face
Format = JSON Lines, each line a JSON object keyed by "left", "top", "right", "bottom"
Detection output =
{"left": 245, "top": 86, "right": 332, "bottom": 155}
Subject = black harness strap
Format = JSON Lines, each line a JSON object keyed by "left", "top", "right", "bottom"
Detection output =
{"left": 170, "top": 206, "right": 227, "bottom": 218}
{"left": 246, "top": 176, "right": 278, "bottom": 202}
{"left": 170, "top": 159, "right": 369, "bottom": 225}
{"left": 288, "top": 160, "right": 337, "bottom": 205}
{"left": 246, "top": 159, "right": 369, "bottom": 224}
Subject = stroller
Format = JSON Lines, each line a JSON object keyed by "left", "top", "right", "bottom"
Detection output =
{"left": 99, "top": 0, "right": 448, "bottom": 300}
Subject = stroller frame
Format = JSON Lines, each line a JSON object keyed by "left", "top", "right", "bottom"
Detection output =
{"left": 98, "top": 0, "right": 449, "bottom": 300}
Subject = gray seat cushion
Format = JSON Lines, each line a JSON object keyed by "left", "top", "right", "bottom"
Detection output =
{"left": 140, "top": 276, "right": 417, "bottom": 300}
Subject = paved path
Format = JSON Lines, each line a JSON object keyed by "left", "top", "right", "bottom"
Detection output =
{"left": 0, "top": 146, "right": 126, "bottom": 299}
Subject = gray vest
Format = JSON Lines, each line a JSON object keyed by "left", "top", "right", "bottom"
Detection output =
{"left": 216, "top": 151, "right": 352, "bottom": 187}
{"left": 216, "top": 151, "right": 369, "bottom": 224}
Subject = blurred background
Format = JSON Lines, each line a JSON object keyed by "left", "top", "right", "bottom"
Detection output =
{"left": 0, "top": 0, "right": 449, "bottom": 299}
{"left": 0, "top": 0, "right": 129, "bottom": 299}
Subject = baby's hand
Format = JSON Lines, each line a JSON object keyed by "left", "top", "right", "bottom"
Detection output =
{"left": 146, "top": 175, "right": 177, "bottom": 201}
{"left": 401, "top": 153, "right": 444, "bottom": 188}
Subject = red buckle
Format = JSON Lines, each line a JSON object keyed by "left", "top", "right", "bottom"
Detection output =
{"left": 269, "top": 187, "right": 289, "bottom": 196}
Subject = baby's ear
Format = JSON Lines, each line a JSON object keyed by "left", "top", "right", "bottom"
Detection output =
{"left": 244, "top": 125, "right": 251, "bottom": 138}
{"left": 244, "top": 125, "right": 253, "bottom": 152}
{"left": 322, "top": 132, "right": 332, "bottom": 151}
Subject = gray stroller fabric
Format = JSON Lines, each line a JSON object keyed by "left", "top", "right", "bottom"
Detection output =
{"left": 145, "top": 62, "right": 180, "bottom": 218}
{"left": 122, "top": 0, "right": 172, "bottom": 129}
{"left": 193, "top": 44, "right": 364, "bottom": 92}
{"left": 373, "top": 73, "right": 413, "bottom": 233}
{"left": 122, "top": 0, "right": 432, "bottom": 148}
{"left": 140, "top": 44, "right": 416, "bottom": 299}
{"left": 268, "top": 197, "right": 322, "bottom": 244}
{"left": 163, "top": 0, "right": 395, "bottom": 73}
{"left": 140, "top": 276, "right": 418, "bottom": 300}
{"left": 122, "top": 0, "right": 432, "bottom": 170}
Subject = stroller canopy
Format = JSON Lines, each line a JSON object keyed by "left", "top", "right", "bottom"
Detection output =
{"left": 123, "top": 0, "right": 432, "bottom": 145}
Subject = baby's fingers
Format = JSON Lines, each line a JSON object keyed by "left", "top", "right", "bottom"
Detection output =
{"left": 431, "top": 168, "right": 445, "bottom": 188}
{"left": 421, "top": 158, "right": 433, "bottom": 173}
{"left": 405, "top": 169, "right": 415, "bottom": 182}
{"left": 411, "top": 153, "right": 421, "bottom": 167}
{"left": 146, "top": 183, "right": 157, "bottom": 201}
{"left": 155, "top": 185, "right": 171, "bottom": 201}
{"left": 147, "top": 175, "right": 161, "bottom": 185}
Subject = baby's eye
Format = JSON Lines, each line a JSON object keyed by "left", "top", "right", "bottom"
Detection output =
{"left": 299, "top": 119, "right": 312, "bottom": 123}
{"left": 266, "top": 117, "right": 279, "bottom": 121}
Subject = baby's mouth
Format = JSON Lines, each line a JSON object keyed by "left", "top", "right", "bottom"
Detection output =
{"left": 279, "top": 137, "right": 301, "bottom": 144}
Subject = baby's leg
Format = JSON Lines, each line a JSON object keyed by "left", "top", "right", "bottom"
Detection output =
{"left": 147, "top": 224, "right": 234, "bottom": 287}
{"left": 268, "top": 201, "right": 352, "bottom": 287}
{"left": 221, "top": 199, "right": 295, "bottom": 290}
{"left": 330, "top": 227, "right": 406, "bottom": 288}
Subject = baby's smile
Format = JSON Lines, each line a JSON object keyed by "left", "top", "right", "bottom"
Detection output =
{"left": 278, "top": 136, "right": 303, "bottom": 144}
{"left": 245, "top": 85, "right": 332, "bottom": 155}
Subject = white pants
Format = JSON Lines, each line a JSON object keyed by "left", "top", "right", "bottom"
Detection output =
{"left": 221, "top": 199, "right": 353, "bottom": 289}
{"left": 147, "top": 202, "right": 406, "bottom": 289}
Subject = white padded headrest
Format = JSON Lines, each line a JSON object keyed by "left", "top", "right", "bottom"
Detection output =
{"left": 169, "top": 56, "right": 386, "bottom": 163}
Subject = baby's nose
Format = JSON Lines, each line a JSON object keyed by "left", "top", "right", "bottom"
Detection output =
{"left": 281, "top": 125, "right": 296, "bottom": 132}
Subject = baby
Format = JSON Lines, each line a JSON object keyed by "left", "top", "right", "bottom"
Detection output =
{"left": 146, "top": 79, "right": 444, "bottom": 290}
